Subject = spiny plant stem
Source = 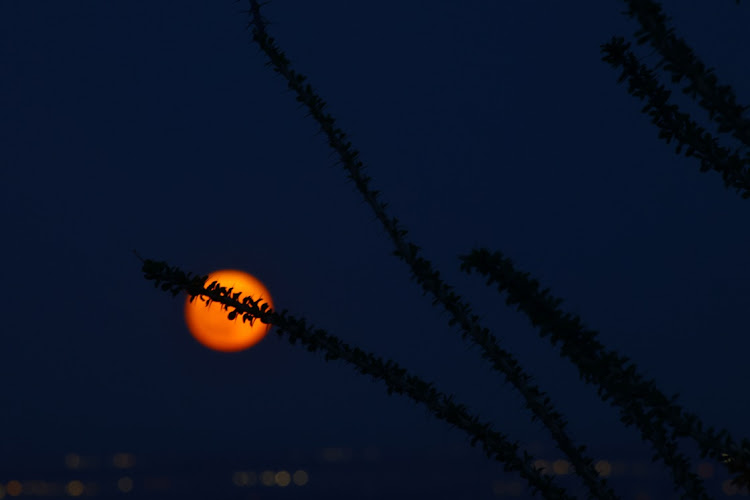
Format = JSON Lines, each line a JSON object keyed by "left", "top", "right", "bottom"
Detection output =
{"left": 140, "top": 257, "right": 575, "bottom": 500}
{"left": 600, "top": 36, "right": 750, "bottom": 198}
{"left": 461, "top": 248, "right": 750, "bottom": 498}
{"left": 244, "top": 2, "right": 619, "bottom": 499}
{"left": 621, "top": 0, "right": 750, "bottom": 150}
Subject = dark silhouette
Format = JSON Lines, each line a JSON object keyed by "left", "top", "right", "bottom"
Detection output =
{"left": 140, "top": 1, "right": 750, "bottom": 498}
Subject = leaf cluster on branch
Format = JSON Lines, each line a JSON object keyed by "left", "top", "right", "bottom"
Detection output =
{"left": 139, "top": 0, "right": 750, "bottom": 497}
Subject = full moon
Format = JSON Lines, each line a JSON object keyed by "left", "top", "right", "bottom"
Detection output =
{"left": 184, "top": 269, "right": 274, "bottom": 352}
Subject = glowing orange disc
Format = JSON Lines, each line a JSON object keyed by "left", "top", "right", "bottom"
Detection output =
{"left": 184, "top": 269, "right": 274, "bottom": 352}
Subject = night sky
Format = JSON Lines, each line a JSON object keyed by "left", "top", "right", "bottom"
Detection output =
{"left": 2, "top": 0, "right": 750, "bottom": 490}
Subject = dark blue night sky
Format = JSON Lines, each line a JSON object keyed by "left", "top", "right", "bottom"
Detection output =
{"left": 2, "top": 1, "right": 749, "bottom": 498}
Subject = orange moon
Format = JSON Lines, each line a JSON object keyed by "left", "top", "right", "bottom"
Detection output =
{"left": 184, "top": 269, "right": 274, "bottom": 352}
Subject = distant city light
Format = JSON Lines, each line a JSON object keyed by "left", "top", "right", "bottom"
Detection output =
{"left": 293, "top": 470, "right": 309, "bottom": 486}
{"left": 552, "top": 459, "right": 570, "bottom": 475}
{"left": 65, "top": 480, "right": 84, "bottom": 497}
{"left": 5, "top": 480, "right": 21, "bottom": 497}
{"left": 274, "top": 470, "right": 291, "bottom": 487}
{"left": 0, "top": 444, "right": 742, "bottom": 498}
{"left": 595, "top": 460, "right": 612, "bottom": 477}
{"left": 117, "top": 476, "right": 133, "bottom": 493}
{"left": 260, "top": 470, "right": 275, "bottom": 486}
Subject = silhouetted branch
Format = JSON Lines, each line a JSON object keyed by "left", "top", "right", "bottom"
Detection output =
{"left": 242, "top": 2, "right": 623, "bottom": 499}
{"left": 601, "top": 36, "right": 750, "bottom": 198}
{"left": 620, "top": 0, "right": 750, "bottom": 150}
{"left": 140, "top": 256, "right": 576, "bottom": 500}
{"left": 460, "top": 247, "right": 750, "bottom": 494}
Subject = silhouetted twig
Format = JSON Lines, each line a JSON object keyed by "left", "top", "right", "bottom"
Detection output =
{"left": 620, "top": 0, "right": 750, "bottom": 150}
{"left": 140, "top": 257, "right": 576, "bottom": 500}
{"left": 460, "top": 248, "right": 750, "bottom": 495}
{"left": 601, "top": 36, "right": 750, "bottom": 198}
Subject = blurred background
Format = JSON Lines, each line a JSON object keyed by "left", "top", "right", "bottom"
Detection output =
{"left": 1, "top": 0, "right": 749, "bottom": 498}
